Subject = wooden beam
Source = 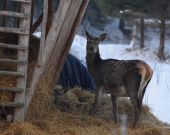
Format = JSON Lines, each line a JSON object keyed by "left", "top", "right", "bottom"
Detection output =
{"left": 0, "top": 58, "right": 27, "bottom": 64}
{"left": 45, "top": 0, "right": 53, "bottom": 37}
{"left": 0, "top": 102, "right": 24, "bottom": 108}
{"left": 0, "top": 43, "right": 27, "bottom": 49}
{"left": 0, "top": 27, "right": 29, "bottom": 34}
{"left": 55, "top": 0, "right": 89, "bottom": 81}
{"left": 30, "top": 12, "right": 43, "bottom": 35}
{"left": 8, "top": 0, "right": 31, "bottom": 3}
{"left": 26, "top": 0, "right": 88, "bottom": 112}
{"left": 0, "top": 87, "right": 24, "bottom": 93}
{"left": 38, "top": 0, "right": 48, "bottom": 66}
{"left": 43, "top": 0, "right": 83, "bottom": 77}
{"left": 0, "top": 11, "right": 29, "bottom": 18}
{"left": 14, "top": 1, "right": 31, "bottom": 122}
{"left": 0, "top": 71, "right": 24, "bottom": 77}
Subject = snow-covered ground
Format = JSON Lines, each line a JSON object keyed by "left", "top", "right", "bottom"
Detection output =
{"left": 70, "top": 35, "right": 170, "bottom": 124}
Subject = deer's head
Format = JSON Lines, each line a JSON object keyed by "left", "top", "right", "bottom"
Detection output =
{"left": 85, "top": 30, "right": 107, "bottom": 54}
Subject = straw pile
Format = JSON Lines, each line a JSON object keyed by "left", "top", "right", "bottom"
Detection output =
{"left": 1, "top": 81, "right": 170, "bottom": 135}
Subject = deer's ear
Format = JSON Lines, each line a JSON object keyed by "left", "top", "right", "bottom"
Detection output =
{"left": 99, "top": 33, "right": 107, "bottom": 41}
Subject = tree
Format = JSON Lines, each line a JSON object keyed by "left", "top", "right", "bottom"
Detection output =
{"left": 96, "top": 0, "right": 149, "bottom": 48}
{"left": 148, "top": 0, "right": 170, "bottom": 60}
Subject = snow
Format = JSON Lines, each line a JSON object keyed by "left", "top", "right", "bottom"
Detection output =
{"left": 70, "top": 34, "right": 170, "bottom": 124}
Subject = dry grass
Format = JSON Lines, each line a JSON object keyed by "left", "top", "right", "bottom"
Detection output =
{"left": 1, "top": 82, "right": 170, "bottom": 135}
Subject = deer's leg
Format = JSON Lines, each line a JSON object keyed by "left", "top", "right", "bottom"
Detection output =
{"left": 130, "top": 97, "right": 140, "bottom": 128}
{"left": 111, "top": 95, "right": 118, "bottom": 123}
{"left": 91, "top": 86, "right": 103, "bottom": 115}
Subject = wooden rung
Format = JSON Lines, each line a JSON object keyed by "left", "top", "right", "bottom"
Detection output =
{"left": 0, "top": 87, "right": 24, "bottom": 93}
{"left": 0, "top": 58, "right": 27, "bottom": 64}
{"left": 8, "top": 0, "right": 31, "bottom": 3}
{"left": 0, "top": 71, "right": 25, "bottom": 77}
{"left": 0, "top": 43, "right": 27, "bottom": 49}
{"left": 0, "top": 11, "right": 29, "bottom": 18}
{"left": 0, "top": 102, "right": 24, "bottom": 108}
{"left": 0, "top": 27, "right": 29, "bottom": 34}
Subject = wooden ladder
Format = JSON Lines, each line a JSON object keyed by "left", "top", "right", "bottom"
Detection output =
{"left": 0, "top": 0, "right": 31, "bottom": 121}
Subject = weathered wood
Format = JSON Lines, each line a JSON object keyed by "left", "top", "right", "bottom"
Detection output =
{"left": 0, "top": 58, "right": 27, "bottom": 64}
{"left": 14, "top": 1, "right": 31, "bottom": 121}
{"left": 0, "top": 102, "right": 24, "bottom": 108}
{"left": 46, "top": 0, "right": 53, "bottom": 37}
{"left": 0, "top": 87, "right": 24, "bottom": 93}
{"left": 26, "top": 0, "right": 88, "bottom": 112}
{"left": 43, "top": 0, "right": 83, "bottom": 77}
{"left": 0, "top": 42, "right": 27, "bottom": 49}
{"left": 30, "top": 12, "right": 43, "bottom": 34}
{"left": 26, "top": 0, "right": 72, "bottom": 111}
{"left": 0, "top": 11, "right": 29, "bottom": 18}
{"left": 8, "top": 0, "right": 31, "bottom": 3}
{"left": 38, "top": 0, "right": 48, "bottom": 66}
{"left": 0, "top": 27, "right": 29, "bottom": 34}
{"left": 0, "top": 71, "right": 24, "bottom": 77}
{"left": 2, "top": 0, "right": 7, "bottom": 27}
{"left": 55, "top": 0, "right": 89, "bottom": 81}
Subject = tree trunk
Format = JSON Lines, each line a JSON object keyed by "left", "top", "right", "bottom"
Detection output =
{"left": 158, "top": 17, "right": 166, "bottom": 60}
{"left": 140, "top": 17, "right": 144, "bottom": 48}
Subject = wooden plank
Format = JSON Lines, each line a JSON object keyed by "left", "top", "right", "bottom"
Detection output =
{"left": 26, "top": 0, "right": 72, "bottom": 111}
{"left": 55, "top": 0, "right": 89, "bottom": 81}
{"left": 43, "top": 0, "right": 83, "bottom": 76}
{"left": 26, "top": 0, "right": 88, "bottom": 112}
{"left": 0, "top": 71, "right": 24, "bottom": 77}
{"left": 38, "top": 0, "right": 48, "bottom": 66}
{"left": 0, "top": 58, "right": 27, "bottom": 64}
{"left": 14, "top": 1, "right": 31, "bottom": 122}
{"left": 0, "top": 27, "right": 29, "bottom": 34}
{"left": 8, "top": 0, "right": 31, "bottom": 3}
{"left": 0, "top": 11, "right": 29, "bottom": 18}
{"left": 0, "top": 43, "right": 27, "bottom": 49}
{"left": 0, "top": 102, "right": 24, "bottom": 108}
{"left": 0, "top": 87, "right": 24, "bottom": 93}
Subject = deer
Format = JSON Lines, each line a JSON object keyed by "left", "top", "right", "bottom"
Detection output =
{"left": 85, "top": 30, "right": 153, "bottom": 128}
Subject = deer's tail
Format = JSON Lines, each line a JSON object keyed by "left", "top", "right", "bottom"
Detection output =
{"left": 137, "top": 62, "right": 153, "bottom": 105}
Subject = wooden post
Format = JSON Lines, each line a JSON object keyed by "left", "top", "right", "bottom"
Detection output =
{"left": 38, "top": 0, "right": 48, "bottom": 66}
{"left": 54, "top": 0, "right": 89, "bottom": 82}
{"left": 26, "top": 0, "right": 89, "bottom": 112}
{"left": 14, "top": 2, "right": 31, "bottom": 121}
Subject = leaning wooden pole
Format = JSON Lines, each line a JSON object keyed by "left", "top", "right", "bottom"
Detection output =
{"left": 54, "top": 0, "right": 89, "bottom": 82}
{"left": 26, "top": 0, "right": 89, "bottom": 112}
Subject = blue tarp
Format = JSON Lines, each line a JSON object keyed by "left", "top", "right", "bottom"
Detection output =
{"left": 58, "top": 54, "right": 96, "bottom": 91}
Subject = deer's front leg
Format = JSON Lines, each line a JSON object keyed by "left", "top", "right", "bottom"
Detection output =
{"left": 111, "top": 95, "right": 118, "bottom": 123}
{"left": 91, "top": 86, "right": 103, "bottom": 115}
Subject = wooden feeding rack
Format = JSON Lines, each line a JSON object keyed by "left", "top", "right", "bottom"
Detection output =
{"left": 0, "top": 0, "right": 89, "bottom": 122}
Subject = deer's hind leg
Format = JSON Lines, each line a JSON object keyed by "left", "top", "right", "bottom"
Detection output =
{"left": 129, "top": 96, "right": 141, "bottom": 128}
{"left": 111, "top": 95, "right": 118, "bottom": 123}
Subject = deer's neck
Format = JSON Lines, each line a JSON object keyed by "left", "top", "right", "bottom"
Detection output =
{"left": 86, "top": 50, "right": 102, "bottom": 71}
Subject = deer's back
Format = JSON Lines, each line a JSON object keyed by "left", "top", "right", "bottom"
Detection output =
{"left": 89, "top": 59, "right": 144, "bottom": 87}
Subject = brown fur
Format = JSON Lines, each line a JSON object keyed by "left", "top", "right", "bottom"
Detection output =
{"left": 85, "top": 30, "right": 153, "bottom": 128}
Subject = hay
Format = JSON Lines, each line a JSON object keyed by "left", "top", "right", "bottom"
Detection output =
{"left": 0, "top": 76, "right": 16, "bottom": 102}
{"left": 0, "top": 85, "right": 170, "bottom": 135}
{"left": 54, "top": 87, "right": 94, "bottom": 114}
{"left": 26, "top": 76, "right": 55, "bottom": 121}
{"left": 0, "top": 122, "right": 47, "bottom": 135}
